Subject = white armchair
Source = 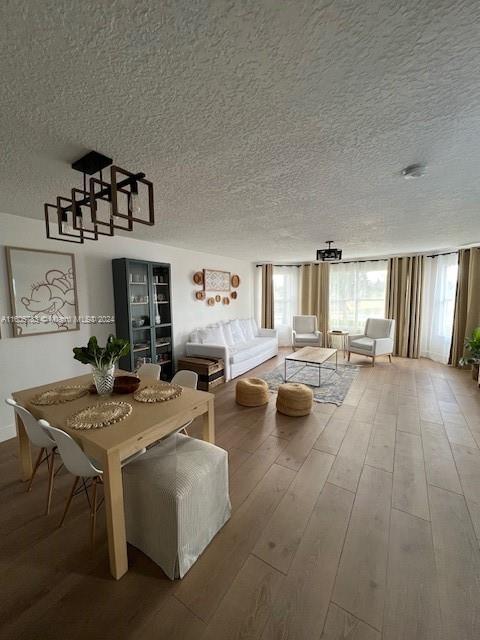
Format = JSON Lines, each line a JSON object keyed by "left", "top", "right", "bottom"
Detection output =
{"left": 348, "top": 318, "right": 395, "bottom": 366}
{"left": 292, "top": 315, "right": 323, "bottom": 349}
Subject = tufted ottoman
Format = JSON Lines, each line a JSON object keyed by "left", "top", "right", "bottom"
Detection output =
{"left": 276, "top": 383, "right": 313, "bottom": 417}
{"left": 235, "top": 378, "right": 269, "bottom": 407}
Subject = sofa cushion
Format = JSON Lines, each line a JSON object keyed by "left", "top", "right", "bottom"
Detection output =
{"left": 239, "top": 318, "right": 255, "bottom": 341}
{"left": 350, "top": 337, "right": 374, "bottom": 352}
{"left": 365, "top": 318, "right": 393, "bottom": 339}
{"left": 294, "top": 333, "right": 319, "bottom": 341}
{"left": 199, "top": 326, "right": 226, "bottom": 345}
{"left": 229, "top": 337, "right": 276, "bottom": 364}
{"left": 250, "top": 318, "right": 259, "bottom": 337}
{"left": 230, "top": 319, "right": 246, "bottom": 344}
{"left": 221, "top": 322, "right": 235, "bottom": 347}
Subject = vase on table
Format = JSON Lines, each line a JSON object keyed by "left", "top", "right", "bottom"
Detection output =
{"left": 92, "top": 365, "right": 115, "bottom": 395}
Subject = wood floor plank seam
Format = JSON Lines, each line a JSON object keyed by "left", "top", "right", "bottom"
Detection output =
{"left": 328, "top": 600, "right": 383, "bottom": 635}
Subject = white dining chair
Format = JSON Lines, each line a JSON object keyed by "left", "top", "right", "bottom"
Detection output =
{"left": 5, "top": 398, "right": 58, "bottom": 514}
{"left": 137, "top": 363, "right": 161, "bottom": 381}
{"left": 39, "top": 420, "right": 146, "bottom": 547}
{"left": 171, "top": 370, "right": 198, "bottom": 435}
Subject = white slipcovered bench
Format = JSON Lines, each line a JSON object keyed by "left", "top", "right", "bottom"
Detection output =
{"left": 185, "top": 318, "right": 278, "bottom": 381}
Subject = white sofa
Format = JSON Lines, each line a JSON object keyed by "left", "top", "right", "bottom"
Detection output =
{"left": 185, "top": 318, "right": 278, "bottom": 381}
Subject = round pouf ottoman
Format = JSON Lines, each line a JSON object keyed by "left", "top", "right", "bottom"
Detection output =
{"left": 276, "top": 383, "right": 313, "bottom": 417}
{"left": 236, "top": 378, "right": 269, "bottom": 407}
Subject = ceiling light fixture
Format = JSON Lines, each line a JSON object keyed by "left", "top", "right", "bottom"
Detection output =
{"left": 44, "top": 151, "right": 155, "bottom": 243}
{"left": 316, "top": 241, "right": 342, "bottom": 262}
{"left": 401, "top": 163, "right": 426, "bottom": 179}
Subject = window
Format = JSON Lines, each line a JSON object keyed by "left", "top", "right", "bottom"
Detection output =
{"left": 329, "top": 261, "right": 388, "bottom": 333}
{"left": 420, "top": 253, "right": 458, "bottom": 363}
{"left": 273, "top": 266, "right": 299, "bottom": 346}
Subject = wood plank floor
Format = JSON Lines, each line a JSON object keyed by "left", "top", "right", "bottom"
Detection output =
{"left": 1, "top": 351, "right": 480, "bottom": 639}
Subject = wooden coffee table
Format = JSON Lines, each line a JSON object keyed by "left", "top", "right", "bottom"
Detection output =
{"left": 285, "top": 346, "right": 338, "bottom": 387}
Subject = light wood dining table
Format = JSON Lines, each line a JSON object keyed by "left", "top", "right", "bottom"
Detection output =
{"left": 12, "top": 372, "right": 215, "bottom": 580}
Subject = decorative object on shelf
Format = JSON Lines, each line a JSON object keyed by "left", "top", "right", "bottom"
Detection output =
{"left": 222, "top": 297, "right": 230, "bottom": 305}
{"left": 132, "top": 317, "right": 146, "bottom": 328}
{"left": 31, "top": 385, "right": 89, "bottom": 406}
{"left": 67, "top": 401, "right": 133, "bottom": 430}
{"left": 316, "top": 240, "right": 342, "bottom": 262}
{"left": 6, "top": 247, "right": 80, "bottom": 337}
{"left": 215, "top": 295, "right": 221, "bottom": 302}
{"left": 133, "top": 382, "right": 183, "bottom": 403}
{"left": 73, "top": 335, "right": 130, "bottom": 396}
{"left": 44, "top": 150, "right": 154, "bottom": 243}
{"left": 195, "top": 291, "right": 205, "bottom": 300}
{"left": 231, "top": 274, "right": 240, "bottom": 288}
{"left": 207, "top": 297, "right": 215, "bottom": 306}
{"left": 459, "top": 326, "right": 480, "bottom": 380}
{"left": 204, "top": 269, "right": 230, "bottom": 291}
{"left": 230, "top": 291, "right": 237, "bottom": 299}
{"left": 193, "top": 271, "right": 204, "bottom": 285}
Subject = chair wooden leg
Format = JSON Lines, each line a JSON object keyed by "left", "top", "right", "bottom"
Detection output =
{"left": 388, "top": 354, "right": 392, "bottom": 363}
{"left": 27, "top": 448, "right": 45, "bottom": 492}
{"left": 347, "top": 351, "right": 351, "bottom": 362}
{"left": 59, "top": 476, "right": 79, "bottom": 527}
{"left": 90, "top": 477, "right": 98, "bottom": 549}
{"left": 372, "top": 356, "right": 375, "bottom": 367}
{"left": 45, "top": 451, "right": 56, "bottom": 515}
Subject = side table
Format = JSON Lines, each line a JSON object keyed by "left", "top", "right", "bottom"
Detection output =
{"left": 327, "top": 330, "right": 349, "bottom": 357}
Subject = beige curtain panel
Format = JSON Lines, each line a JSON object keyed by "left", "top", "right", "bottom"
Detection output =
{"left": 261, "top": 263, "right": 274, "bottom": 329}
{"left": 449, "top": 248, "right": 480, "bottom": 366}
{"left": 386, "top": 255, "right": 424, "bottom": 358}
{"left": 299, "top": 263, "right": 330, "bottom": 344}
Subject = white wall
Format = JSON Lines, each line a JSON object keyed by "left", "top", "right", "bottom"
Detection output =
{"left": 0, "top": 212, "right": 253, "bottom": 440}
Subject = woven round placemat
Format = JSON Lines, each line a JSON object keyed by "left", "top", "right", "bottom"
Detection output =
{"left": 67, "top": 401, "right": 132, "bottom": 430}
{"left": 31, "top": 385, "right": 90, "bottom": 406}
{"left": 133, "top": 382, "right": 183, "bottom": 404}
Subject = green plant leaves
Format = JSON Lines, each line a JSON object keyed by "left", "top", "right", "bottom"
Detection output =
{"left": 73, "top": 335, "right": 131, "bottom": 369}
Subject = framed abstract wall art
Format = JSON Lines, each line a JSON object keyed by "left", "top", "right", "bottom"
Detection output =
{"left": 203, "top": 269, "right": 231, "bottom": 291}
{"left": 6, "top": 246, "right": 80, "bottom": 337}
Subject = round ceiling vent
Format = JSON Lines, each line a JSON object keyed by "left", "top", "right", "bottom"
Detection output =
{"left": 401, "top": 163, "right": 426, "bottom": 179}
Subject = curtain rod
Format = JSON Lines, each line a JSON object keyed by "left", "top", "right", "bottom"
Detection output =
{"left": 256, "top": 249, "right": 459, "bottom": 268}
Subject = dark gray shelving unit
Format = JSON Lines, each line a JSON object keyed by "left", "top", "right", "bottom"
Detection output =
{"left": 112, "top": 258, "right": 173, "bottom": 380}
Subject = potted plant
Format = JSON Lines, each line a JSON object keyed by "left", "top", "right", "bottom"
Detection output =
{"left": 73, "top": 335, "right": 130, "bottom": 395}
{"left": 459, "top": 327, "right": 480, "bottom": 381}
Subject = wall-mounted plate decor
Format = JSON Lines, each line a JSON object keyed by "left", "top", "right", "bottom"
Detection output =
{"left": 223, "top": 297, "right": 230, "bottom": 305}
{"left": 215, "top": 295, "right": 221, "bottom": 302}
{"left": 207, "top": 297, "right": 215, "bottom": 306}
{"left": 231, "top": 274, "right": 240, "bottom": 288}
{"left": 193, "top": 271, "right": 204, "bottom": 285}
{"left": 6, "top": 246, "right": 80, "bottom": 337}
{"left": 204, "top": 269, "right": 230, "bottom": 291}
{"left": 230, "top": 291, "right": 237, "bottom": 299}
{"left": 195, "top": 291, "right": 205, "bottom": 300}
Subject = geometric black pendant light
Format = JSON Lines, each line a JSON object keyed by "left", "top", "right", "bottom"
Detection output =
{"left": 44, "top": 151, "right": 155, "bottom": 243}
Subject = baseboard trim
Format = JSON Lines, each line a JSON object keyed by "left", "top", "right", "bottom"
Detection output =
{"left": 0, "top": 423, "right": 16, "bottom": 443}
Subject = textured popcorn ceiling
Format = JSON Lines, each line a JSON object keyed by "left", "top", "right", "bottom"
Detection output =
{"left": 1, "top": 0, "right": 480, "bottom": 260}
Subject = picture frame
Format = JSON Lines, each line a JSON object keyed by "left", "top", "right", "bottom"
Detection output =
{"left": 6, "top": 246, "right": 80, "bottom": 337}
{"left": 203, "top": 269, "right": 231, "bottom": 292}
